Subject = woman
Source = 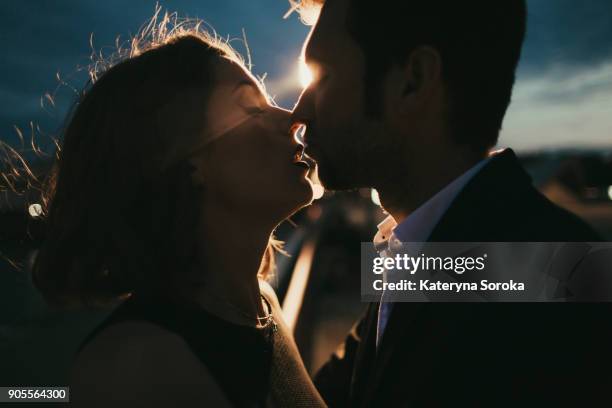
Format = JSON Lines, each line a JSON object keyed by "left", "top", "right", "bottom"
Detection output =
{"left": 31, "top": 19, "right": 326, "bottom": 408}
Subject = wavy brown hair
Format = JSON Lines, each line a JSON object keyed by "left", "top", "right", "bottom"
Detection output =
{"left": 19, "top": 12, "right": 280, "bottom": 308}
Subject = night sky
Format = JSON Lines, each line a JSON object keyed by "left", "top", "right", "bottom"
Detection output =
{"left": 0, "top": 0, "right": 610, "bottom": 152}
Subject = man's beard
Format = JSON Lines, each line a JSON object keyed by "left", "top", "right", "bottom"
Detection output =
{"left": 310, "top": 119, "right": 402, "bottom": 191}
{"left": 314, "top": 143, "right": 394, "bottom": 192}
{"left": 316, "top": 156, "right": 358, "bottom": 191}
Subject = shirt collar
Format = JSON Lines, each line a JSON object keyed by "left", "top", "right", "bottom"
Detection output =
{"left": 373, "top": 216, "right": 397, "bottom": 251}
{"left": 372, "top": 156, "right": 491, "bottom": 249}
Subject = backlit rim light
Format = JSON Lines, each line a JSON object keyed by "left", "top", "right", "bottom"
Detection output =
{"left": 371, "top": 189, "right": 381, "bottom": 206}
{"left": 299, "top": 58, "right": 314, "bottom": 89}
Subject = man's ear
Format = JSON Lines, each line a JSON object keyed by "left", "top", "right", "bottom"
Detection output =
{"left": 393, "top": 46, "right": 442, "bottom": 112}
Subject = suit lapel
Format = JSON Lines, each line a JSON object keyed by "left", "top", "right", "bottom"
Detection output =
{"left": 359, "top": 302, "right": 425, "bottom": 406}
{"left": 356, "top": 149, "right": 533, "bottom": 405}
{"left": 428, "top": 148, "right": 532, "bottom": 242}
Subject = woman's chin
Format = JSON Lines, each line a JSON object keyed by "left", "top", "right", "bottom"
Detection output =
{"left": 294, "top": 177, "right": 316, "bottom": 207}
{"left": 267, "top": 166, "right": 319, "bottom": 219}
{"left": 279, "top": 178, "right": 315, "bottom": 216}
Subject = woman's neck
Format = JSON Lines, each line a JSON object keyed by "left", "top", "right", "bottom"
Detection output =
{"left": 175, "top": 203, "right": 276, "bottom": 326}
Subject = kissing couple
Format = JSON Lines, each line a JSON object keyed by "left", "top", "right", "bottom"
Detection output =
{"left": 33, "top": 0, "right": 607, "bottom": 406}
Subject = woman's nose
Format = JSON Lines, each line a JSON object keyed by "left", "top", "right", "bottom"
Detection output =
{"left": 270, "top": 105, "right": 292, "bottom": 134}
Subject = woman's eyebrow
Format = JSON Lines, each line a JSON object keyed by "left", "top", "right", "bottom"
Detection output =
{"left": 232, "top": 80, "right": 270, "bottom": 104}
{"left": 232, "top": 80, "right": 260, "bottom": 94}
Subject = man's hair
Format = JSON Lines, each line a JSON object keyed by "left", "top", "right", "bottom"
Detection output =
{"left": 294, "top": 0, "right": 527, "bottom": 152}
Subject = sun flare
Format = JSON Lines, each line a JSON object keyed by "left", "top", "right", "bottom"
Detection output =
{"left": 299, "top": 58, "right": 314, "bottom": 89}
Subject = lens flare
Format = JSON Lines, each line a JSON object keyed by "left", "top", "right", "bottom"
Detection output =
{"left": 299, "top": 58, "right": 314, "bottom": 89}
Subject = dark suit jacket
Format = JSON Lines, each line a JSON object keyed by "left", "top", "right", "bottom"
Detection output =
{"left": 315, "top": 149, "right": 608, "bottom": 407}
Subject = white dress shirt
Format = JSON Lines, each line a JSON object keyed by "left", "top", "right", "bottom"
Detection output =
{"left": 374, "top": 157, "right": 491, "bottom": 347}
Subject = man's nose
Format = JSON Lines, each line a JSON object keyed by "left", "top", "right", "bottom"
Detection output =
{"left": 291, "top": 88, "right": 314, "bottom": 128}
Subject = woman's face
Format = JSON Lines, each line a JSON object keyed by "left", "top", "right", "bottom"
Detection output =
{"left": 192, "top": 58, "right": 314, "bottom": 219}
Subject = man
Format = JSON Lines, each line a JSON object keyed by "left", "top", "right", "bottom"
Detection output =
{"left": 290, "top": 0, "right": 608, "bottom": 406}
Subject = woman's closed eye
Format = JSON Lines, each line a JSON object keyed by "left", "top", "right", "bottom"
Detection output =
{"left": 234, "top": 82, "right": 269, "bottom": 116}
{"left": 243, "top": 105, "right": 267, "bottom": 115}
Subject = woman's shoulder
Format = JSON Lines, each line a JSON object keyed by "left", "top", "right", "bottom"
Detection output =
{"left": 257, "top": 280, "right": 328, "bottom": 407}
{"left": 70, "top": 320, "right": 231, "bottom": 407}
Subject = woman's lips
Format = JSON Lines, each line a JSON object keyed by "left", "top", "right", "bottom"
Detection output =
{"left": 293, "top": 160, "right": 310, "bottom": 170}
{"left": 292, "top": 144, "right": 310, "bottom": 169}
{"left": 292, "top": 144, "right": 304, "bottom": 162}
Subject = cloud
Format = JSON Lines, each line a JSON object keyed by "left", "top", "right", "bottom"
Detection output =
{"left": 515, "top": 60, "right": 612, "bottom": 105}
{"left": 501, "top": 60, "right": 612, "bottom": 151}
{"left": 520, "top": 0, "right": 612, "bottom": 77}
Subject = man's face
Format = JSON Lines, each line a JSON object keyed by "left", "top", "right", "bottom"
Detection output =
{"left": 292, "top": 0, "right": 392, "bottom": 191}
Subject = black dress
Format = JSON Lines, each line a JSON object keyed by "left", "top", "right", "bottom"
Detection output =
{"left": 76, "top": 284, "right": 326, "bottom": 407}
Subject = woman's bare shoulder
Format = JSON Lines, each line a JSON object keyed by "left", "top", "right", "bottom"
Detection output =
{"left": 70, "top": 320, "right": 231, "bottom": 407}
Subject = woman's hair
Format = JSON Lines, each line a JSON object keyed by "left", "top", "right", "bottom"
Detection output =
{"left": 21, "top": 12, "right": 280, "bottom": 308}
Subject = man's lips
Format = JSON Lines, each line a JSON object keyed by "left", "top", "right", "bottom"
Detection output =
{"left": 304, "top": 143, "right": 321, "bottom": 160}
{"left": 301, "top": 152, "right": 317, "bottom": 168}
